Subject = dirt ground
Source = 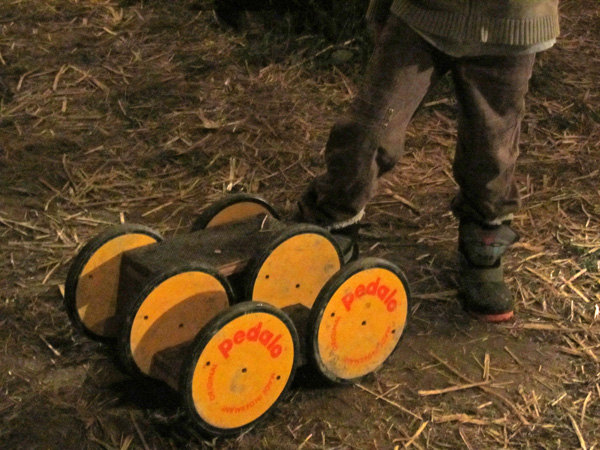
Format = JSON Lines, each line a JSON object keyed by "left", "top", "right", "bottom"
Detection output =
{"left": 1, "top": 1, "right": 599, "bottom": 449}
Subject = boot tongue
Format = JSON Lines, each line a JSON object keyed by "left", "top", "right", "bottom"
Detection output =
{"left": 498, "top": 224, "right": 519, "bottom": 244}
{"left": 459, "top": 222, "right": 519, "bottom": 267}
{"left": 461, "top": 221, "right": 520, "bottom": 245}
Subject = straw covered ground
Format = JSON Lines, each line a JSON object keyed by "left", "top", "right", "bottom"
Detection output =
{"left": 1, "top": 0, "right": 599, "bottom": 449}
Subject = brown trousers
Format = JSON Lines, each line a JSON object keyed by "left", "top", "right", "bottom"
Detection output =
{"left": 299, "top": 15, "right": 536, "bottom": 227}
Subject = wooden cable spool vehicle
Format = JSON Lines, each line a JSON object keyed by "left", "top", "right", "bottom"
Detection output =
{"left": 63, "top": 194, "right": 411, "bottom": 437}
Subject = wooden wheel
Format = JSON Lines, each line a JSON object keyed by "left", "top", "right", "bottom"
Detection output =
{"left": 64, "top": 224, "right": 162, "bottom": 340}
{"left": 180, "top": 302, "right": 299, "bottom": 436}
{"left": 308, "top": 257, "right": 410, "bottom": 384}
{"left": 245, "top": 224, "right": 343, "bottom": 309}
{"left": 191, "top": 194, "right": 279, "bottom": 231}
{"left": 117, "top": 263, "right": 234, "bottom": 378}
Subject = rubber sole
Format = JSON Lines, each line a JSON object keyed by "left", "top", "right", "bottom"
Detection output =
{"left": 470, "top": 310, "right": 514, "bottom": 323}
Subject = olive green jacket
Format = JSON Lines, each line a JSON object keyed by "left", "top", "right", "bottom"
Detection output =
{"left": 366, "top": 0, "right": 559, "bottom": 46}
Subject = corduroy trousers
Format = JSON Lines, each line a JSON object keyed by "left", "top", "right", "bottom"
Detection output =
{"left": 299, "top": 14, "right": 537, "bottom": 227}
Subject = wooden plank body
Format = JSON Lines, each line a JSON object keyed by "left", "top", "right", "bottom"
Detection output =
{"left": 115, "top": 215, "right": 283, "bottom": 319}
{"left": 117, "top": 215, "right": 353, "bottom": 311}
{"left": 150, "top": 342, "right": 189, "bottom": 389}
{"left": 127, "top": 215, "right": 284, "bottom": 276}
{"left": 114, "top": 215, "right": 354, "bottom": 385}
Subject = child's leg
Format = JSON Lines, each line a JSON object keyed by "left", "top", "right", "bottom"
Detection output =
{"left": 298, "top": 15, "right": 451, "bottom": 228}
{"left": 451, "top": 53, "right": 536, "bottom": 224}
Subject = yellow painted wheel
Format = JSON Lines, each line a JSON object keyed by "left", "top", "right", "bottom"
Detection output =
{"left": 246, "top": 224, "right": 343, "bottom": 309}
{"left": 191, "top": 194, "right": 279, "bottom": 231}
{"left": 308, "top": 258, "right": 410, "bottom": 383}
{"left": 181, "top": 302, "right": 299, "bottom": 436}
{"left": 64, "top": 224, "right": 162, "bottom": 340}
{"left": 117, "top": 263, "right": 234, "bottom": 378}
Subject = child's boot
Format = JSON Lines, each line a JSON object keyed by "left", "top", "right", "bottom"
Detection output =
{"left": 458, "top": 220, "right": 519, "bottom": 322}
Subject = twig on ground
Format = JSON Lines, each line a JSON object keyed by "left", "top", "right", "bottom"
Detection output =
{"left": 429, "top": 352, "right": 530, "bottom": 426}
{"left": 568, "top": 413, "right": 588, "bottom": 450}
{"left": 418, "top": 381, "right": 490, "bottom": 397}
{"left": 356, "top": 384, "right": 422, "bottom": 421}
